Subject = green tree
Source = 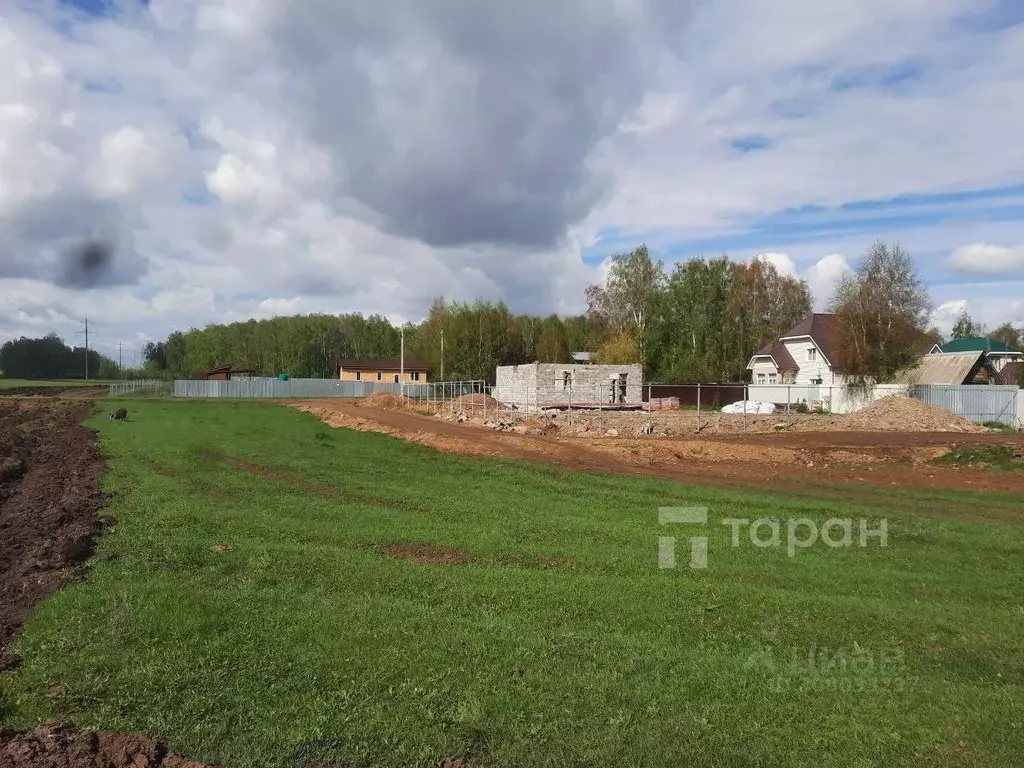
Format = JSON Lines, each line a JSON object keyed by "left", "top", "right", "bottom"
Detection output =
{"left": 951, "top": 311, "right": 983, "bottom": 340}
{"left": 586, "top": 244, "right": 665, "bottom": 365}
{"left": 535, "top": 315, "right": 572, "bottom": 363}
{"left": 830, "top": 241, "right": 933, "bottom": 384}
{"left": 988, "top": 322, "right": 1022, "bottom": 351}
{"left": 595, "top": 330, "right": 641, "bottom": 364}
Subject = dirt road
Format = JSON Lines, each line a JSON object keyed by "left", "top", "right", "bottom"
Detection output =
{"left": 296, "top": 400, "right": 1024, "bottom": 520}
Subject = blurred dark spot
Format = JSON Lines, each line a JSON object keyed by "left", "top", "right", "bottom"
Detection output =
{"left": 57, "top": 238, "right": 116, "bottom": 288}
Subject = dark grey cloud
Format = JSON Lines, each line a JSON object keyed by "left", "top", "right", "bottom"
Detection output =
{"left": 0, "top": 193, "right": 149, "bottom": 289}
{"left": 270, "top": 0, "right": 691, "bottom": 249}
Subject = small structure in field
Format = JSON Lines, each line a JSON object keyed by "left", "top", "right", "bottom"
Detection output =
{"left": 338, "top": 358, "right": 430, "bottom": 384}
{"left": 200, "top": 365, "right": 256, "bottom": 381}
{"left": 494, "top": 363, "right": 642, "bottom": 412}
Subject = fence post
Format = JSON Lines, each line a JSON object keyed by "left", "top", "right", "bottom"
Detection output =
{"left": 696, "top": 383, "right": 701, "bottom": 433}
{"left": 568, "top": 374, "right": 572, "bottom": 431}
{"left": 646, "top": 381, "right": 652, "bottom": 434}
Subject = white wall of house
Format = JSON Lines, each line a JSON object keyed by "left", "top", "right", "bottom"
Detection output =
{"left": 991, "top": 353, "right": 1024, "bottom": 372}
{"left": 781, "top": 339, "right": 838, "bottom": 385}
{"left": 747, "top": 383, "right": 911, "bottom": 414}
{"left": 749, "top": 359, "right": 781, "bottom": 384}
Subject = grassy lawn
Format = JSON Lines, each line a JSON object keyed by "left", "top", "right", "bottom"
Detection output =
{"left": 2, "top": 400, "right": 1023, "bottom": 767}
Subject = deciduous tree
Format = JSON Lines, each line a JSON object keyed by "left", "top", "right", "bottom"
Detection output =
{"left": 829, "top": 241, "right": 932, "bottom": 384}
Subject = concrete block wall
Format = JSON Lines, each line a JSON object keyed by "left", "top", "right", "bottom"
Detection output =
{"left": 494, "top": 363, "right": 539, "bottom": 409}
{"left": 495, "top": 363, "right": 643, "bottom": 411}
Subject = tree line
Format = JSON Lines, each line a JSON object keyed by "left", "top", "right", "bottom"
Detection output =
{"left": 4, "top": 241, "right": 1021, "bottom": 385}
{"left": 0, "top": 334, "right": 122, "bottom": 380}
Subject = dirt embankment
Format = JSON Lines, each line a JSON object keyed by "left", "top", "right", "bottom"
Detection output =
{"left": 0, "top": 401, "right": 215, "bottom": 768}
{"left": 295, "top": 397, "right": 1024, "bottom": 505}
{"left": 433, "top": 394, "right": 988, "bottom": 437}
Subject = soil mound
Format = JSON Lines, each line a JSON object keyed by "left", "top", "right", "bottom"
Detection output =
{"left": 838, "top": 396, "right": 986, "bottom": 433}
{"left": 0, "top": 724, "right": 211, "bottom": 768}
{"left": 361, "top": 392, "right": 407, "bottom": 410}
{"left": 451, "top": 393, "right": 500, "bottom": 409}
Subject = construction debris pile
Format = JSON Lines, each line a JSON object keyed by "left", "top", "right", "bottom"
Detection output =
{"left": 430, "top": 394, "right": 992, "bottom": 436}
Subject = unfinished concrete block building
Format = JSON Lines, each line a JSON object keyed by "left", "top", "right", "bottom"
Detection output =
{"left": 494, "top": 363, "right": 643, "bottom": 412}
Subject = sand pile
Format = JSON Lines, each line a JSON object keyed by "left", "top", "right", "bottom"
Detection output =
{"left": 361, "top": 392, "right": 408, "bottom": 410}
{"left": 452, "top": 393, "right": 500, "bottom": 409}
{"left": 793, "top": 395, "right": 987, "bottom": 433}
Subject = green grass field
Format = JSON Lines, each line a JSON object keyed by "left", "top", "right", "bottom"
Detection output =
{"left": 2, "top": 400, "right": 1023, "bottom": 767}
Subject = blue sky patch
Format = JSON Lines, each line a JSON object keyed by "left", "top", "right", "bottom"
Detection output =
{"left": 830, "top": 58, "right": 925, "bottom": 92}
{"left": 730, "top": 135, "right": 772, "bottom": 153}
{"left": 582, "top": 184, "right": 1024, "bottom": 270}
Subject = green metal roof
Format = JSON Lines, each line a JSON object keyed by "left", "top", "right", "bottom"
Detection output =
{"left": 939, "top": 337, "right": 1020, "bottom": 354}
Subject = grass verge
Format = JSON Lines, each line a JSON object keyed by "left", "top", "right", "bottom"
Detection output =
{"left": 936, "top": 445, "right": 1024, "bottom": 472}
{"left": 2, "top": 400, "right": 1024, "bottom": 767}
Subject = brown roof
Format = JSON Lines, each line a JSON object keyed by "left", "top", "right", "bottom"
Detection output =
{"left": 895, "top": 352, "right": 986, "bottom": 385}
{"left": 751, "top": 340, "right": 799, "bottom": 372}
{"left": 999, "top": 361, "right": 1024, "bottom": 386}
{"left": 206, "top": 364, "right": 256, "bottom": 374}
{"left": 337, "top": 358, "right": 429, "bottom": 372}
{"left": 779, "top": 313, "right": 840, "bottom": 362}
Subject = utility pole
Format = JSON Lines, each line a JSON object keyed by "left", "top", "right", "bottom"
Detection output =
{"left": 400, "top": 326, "right": 405, "bottom": 400}
{"left": 82, "top": 316, "right": 90, "bottom": 380}
{"left": 118, "top": 341, "right": 123, "bottom": 372}
{"left": 440, "top": 329, "right": 445, "bottom": 382}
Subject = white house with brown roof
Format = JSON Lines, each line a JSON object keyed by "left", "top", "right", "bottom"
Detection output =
{"left": 746, "top": 314, "right": 844, "bottom": 386}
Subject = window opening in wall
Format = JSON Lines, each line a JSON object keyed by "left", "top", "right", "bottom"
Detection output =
{"left": 617, "top": 373, "right": 627, "bottom": 403}
{"left": 355, "top": 371, "right": 361, "bottom": 381}
{"left": 563, "top": 371, "right": 571, "bottom": 389}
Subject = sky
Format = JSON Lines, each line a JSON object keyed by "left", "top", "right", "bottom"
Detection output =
{"left": 1, "top": 0, "right": 1023, "bottom": 363}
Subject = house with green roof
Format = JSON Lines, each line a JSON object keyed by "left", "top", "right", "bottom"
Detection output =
{"left": 929, "top": 337, "right": 1024, "bottom": 374}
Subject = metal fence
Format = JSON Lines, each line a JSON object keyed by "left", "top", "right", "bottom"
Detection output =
{"left": 911, "top": 384, "right": 1020, "bottom": 426}
{"left": 173, "top": 377, "right": 485, "bottom": 400}
{"left": 108, "top": 379, "right": 173, "bottom": 397}
{"left": 738, "top": 383, "right": 1019, "bottom": 426}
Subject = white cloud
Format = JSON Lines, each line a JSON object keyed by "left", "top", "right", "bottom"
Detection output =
{"left": 947, "top": 243, "right": 1024, "bottom": 277}
{"left": 1, "top": 0, "right": 1022, "bottom": 359}
{"left": 752, "top": 252, "right": 798, "bottom": 278}
{"left": 804, "top": 253, "right": 853, "bottom": 309}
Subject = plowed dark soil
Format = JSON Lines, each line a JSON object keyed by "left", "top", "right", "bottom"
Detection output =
{"left": 0, "top": 402, "right": 105, "bottom": 670}
{"left": 0, "top": 724, "right": 209, "bottom": 768}
{"left": 0, "top": 402, "right": 214, "bottom": 768}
